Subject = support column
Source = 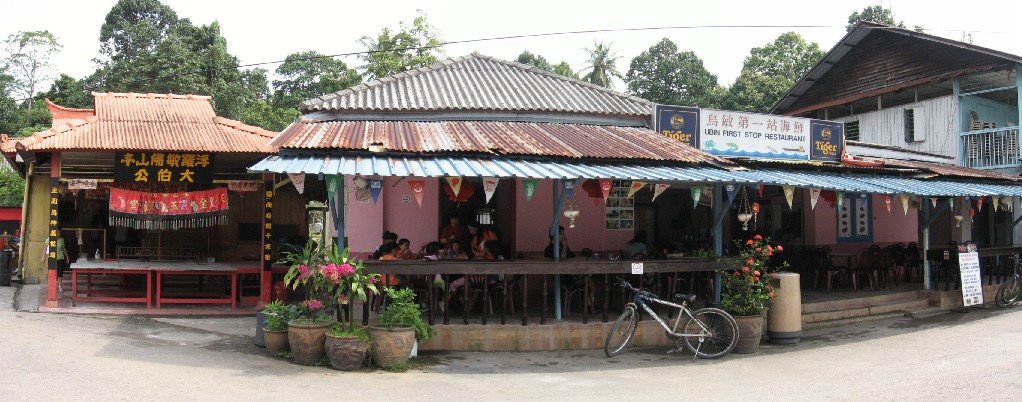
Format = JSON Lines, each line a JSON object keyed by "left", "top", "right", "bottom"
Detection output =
{"left": 259, "top": 173, "right": 274, "bottom": 305}
{"left": 922, "top": 201, "right": 931, "bottom": 290}
{"left": 45, "top": 153, "right": 60, "bottom": 308}
{"left": 332, "top": 175, "right": 345, "bottom": 252}
{"left": 710, "top": 184, "right": 731, "bottom": 304}
{"left": 550, "top": 180, "right": 566, "bottom": 321}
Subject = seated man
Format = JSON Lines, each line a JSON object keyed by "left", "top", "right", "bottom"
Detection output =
{"left": 544, "top": 226, "right": 575, "bottom": 260}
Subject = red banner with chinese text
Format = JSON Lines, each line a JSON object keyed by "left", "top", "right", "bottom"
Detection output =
{"left": 108, "top": 188, "right": 229, "bottom": 230}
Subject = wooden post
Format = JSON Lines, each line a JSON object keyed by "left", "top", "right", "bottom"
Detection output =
{"left": 259, "top": 173, "right": 274, "bottom": 305}
{"left": 45, "top": 153, "right": 61, "bottom": 308}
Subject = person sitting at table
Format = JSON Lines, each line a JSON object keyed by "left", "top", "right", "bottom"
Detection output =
{"left": 440, "top": 215, "right": 469, "bottom": 247}
{"left": 371, "top": 231, "right": 397, "bottom": 259}
{"left": 420, "top": 241, "right": 444, "bottom": 261}
{"left": 481, "top": 240, "right": 504, "bottom": 261}
{"left": 448, "top": 241, "right": 469, "bottom": 260}
{"left": 467, "top": 221, "right": 499, "bottom": 256}
{"left": 625, "top": 231, "right": 649, "bottom": 259}
{"left": 396, "top": 238, "right": 418, "bottom": 260}
{"left": 544, "top": 226, "right": 575, "bottom": 260}
{"left": 378, "top": 243, "right": 401, "bottom": 261}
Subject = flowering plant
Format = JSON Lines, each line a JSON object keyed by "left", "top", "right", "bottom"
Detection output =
{"left": 281, "top": 240, "right": 381, "bottom": 322}
{"left": 322, "top": 243, "right": 381, "bottom": 314}
{"left": 718, "top": 234, "right": 788, "bottom": 316}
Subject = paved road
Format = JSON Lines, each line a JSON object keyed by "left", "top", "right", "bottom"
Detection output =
{"left": 0, "top": 298, "right": 1020, "bottom": 401}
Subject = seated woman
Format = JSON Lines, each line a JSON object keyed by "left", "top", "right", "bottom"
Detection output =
{"left": 544, "top": 225, "right": 575, "bottom": 260}
{"left": 396, "top": 238, "right": 418, "bottom": 260}
{"left": 625, "top": 230, "right": 649, "bottom": 259}
{"left": 376, "top": 243, "right": 402, "bottom": 286}
{"left": 420, "top": 241, "right": 444, "bottom": 261}
{"left": 467, "top": 221, "right": 499, "bottom": 257}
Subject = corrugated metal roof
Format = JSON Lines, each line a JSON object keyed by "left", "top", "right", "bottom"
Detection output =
{"left": 17, "top": 93, "right": 277, "bottom": 154}
{"left": 301, "top": 53, "right": 654, "bottom": 117}
{"left": 880, "top": 159, "right": 1022, "bottom": 181}
{"left": 271, "top": 120, "right": 726, "bottom": 164}
{"left": 251, "top": 156, "right": 1022, "bottom": 196}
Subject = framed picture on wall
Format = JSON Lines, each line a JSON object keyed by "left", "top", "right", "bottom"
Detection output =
{"left": 605, "top": 180, "right": 634, "bottom": 230}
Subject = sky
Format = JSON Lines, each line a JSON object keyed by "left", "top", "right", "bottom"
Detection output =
{"left": 1, "top": 0, "right": 1021, "bottom": 92}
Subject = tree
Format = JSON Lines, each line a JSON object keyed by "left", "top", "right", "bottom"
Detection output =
{"left": 580, "top": 41, "right": 623, "bottom": 88}
{"left": 625, "top": 38, "right": 723, "bottom": 107}
{"left": 241, "top": 100, "right": 300, "bottom": 132}
{"left": 44, "top": 74, "right": 93, "bottom": 109}
{"left": 2, "top": 31, "right": 62, "bottom": 110}
{"left": 847, "top": 5, "right": 905, "bottom": 31}
{"left": 0, "top": 67, "right": 20, "bottom": 135}
{"left": 272, "top": 51, "right": 361, "bottom": 110}
{"left": 0, "top": 169, "right": 25, "bottom": 208}
{"left": 99, "top": 0, "right": 180, "bottom": 61}
{"left": 724, "top": 32, "right": 825, "bottom": 112}
{"left": 359, "top": 11, "right": 443, "bottom": 80}
{"left": 515, "top": 51, "right": 578, "bottom": 79}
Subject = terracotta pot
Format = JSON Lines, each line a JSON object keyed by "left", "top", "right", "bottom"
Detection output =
{"left": 288, "top": 320, "right": 330, "bottom": 365}
{"left": 263, "top": 328, "right": 290, "bottom": 356}
{"left": 368, "top": 323, "right": 415, "bottom": 368}
{"left": 733, "top": 314, "right": 764, "bottom": 354}
{"left": 324, "top": 334, "right": 369, "bottom": 371}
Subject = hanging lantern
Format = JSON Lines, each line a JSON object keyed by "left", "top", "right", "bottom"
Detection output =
{"left": 736, "top": 187, "right": 753, "bottom": 231}
{"left": 751, "top": 202, "right": 761, "bottom": 228}
{"left": 562, "top": 199, "right": 580, "bottom": 229}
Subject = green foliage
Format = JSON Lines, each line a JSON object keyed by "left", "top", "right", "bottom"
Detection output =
{"left": 43, "top": 74, "right": 93, "bottom": 109}
{"left": 272, "top": 51, "right": 360, "bottom": 110}
{"left": 328, "top": 322, "right": 371, "bottom": 345}
{"left": 718, "top": 235, "right": 788, "bottom": 316}
{"left": 379, "top": 287, "right": 433, "bottom": 340}
{"left": 262, "top": 300, "right": 302, "bottom": 331}
{"left": 515, "top": 51, "right": 578, "bottom": 79}
{"left": 580, "top": 41, "right": 623, "bottom": 89}
{"left": 625, "top": 38, "right": 723, "bottom": 107}
{"left": 359, "top": 10, "right": 443, "bottom": 80}
{"left": 240, "top": 100, "right": 299, "bottom": 132}
{"left": 0, "top": 169, "right": 25, "bottom": 207}
{"left": 847, "top": 5, "right": 905, "bottom": 31}
{"left": 723, "top": 32, "right": 824, "bottom": 113}
{"left": 2, "top": 30, "right": 62, "bottom": 110}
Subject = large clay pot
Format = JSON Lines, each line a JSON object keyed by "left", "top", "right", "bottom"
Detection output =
{"left": 288, "top": 320, "right": 330, "bottom": 365}
{"left": 263, "top": 328, "right": 290, "bottom": 356}
{"left": 733, "top": 314, "right": 764, "bottom": 354}
{"left": 324, "top": 334, "right": 369, "bottom": 371}
{"left": 368, "top": 323, "right": 415, "bottom": 368}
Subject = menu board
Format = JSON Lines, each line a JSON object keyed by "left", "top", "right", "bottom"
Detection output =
{"left": 605, "top": 180, "right": 634, "bottom": 230}
{"left": 958, "top": 244, "right": 983, "bottom": 307}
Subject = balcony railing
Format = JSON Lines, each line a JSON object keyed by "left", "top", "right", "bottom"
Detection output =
{"left": 961, "top": 126, "right": 1021, "bottom": 169}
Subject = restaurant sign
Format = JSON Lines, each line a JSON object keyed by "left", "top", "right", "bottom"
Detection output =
{"left": 652, "top": 105, "right": 843, "bottom": 162}
{"left": 114, "top": 152, "right": 214, "bottom": 184}
{"left": 957, "top": 243, "right": 983, "bottom": 307}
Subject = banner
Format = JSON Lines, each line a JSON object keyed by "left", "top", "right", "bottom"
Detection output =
{"left": 690, "top": 187, "right": 701, "bottom": 209}
{"left": 627, "top": 181, "right": 646, "bottom": 198}
{"left": 407, "top": 179, "right": 425, "bottom": 207}
{"left": 369, "top": 178, "right": 383, "bottom": 204}
{"left": 523, "top": 179, "right": 538, "bottom": 202}
{"left": 115, "top": 152, "right": 214, "bottom": 184}
{"left": 757, "top": 184, "right": 765, "bottom": 197}
{"left": 993, "top": 196, "right": 1000, "bottom": 212}
{"left": 445, "top": 177, "right": 463, "bottom": 197}
{"left": 652, "top": 183, "right": 670, "bottom": 202}
{"left": 782, "top": 185, "right": 795, "bottom": 209}
{"left": 227, "top": 180, "right": 260, "bottom": 192}
{"left": 699, "top": 109, "right": 811, "bottom": 160}
{"left": 67, "top": 179, "right": 98, "bottom": 190}
{"left": 809, "top": 188, "right": 820, "bottom": 210}
{"left": 288, "top": 173, "right": 306, "bottom": 194}
{"left": 483, "top": 177, "right": 499, "bottom": 204}
{"left": 599, "top": 179, "right": 613, "bottom": 203}
{"left": 562, "top": 179, "right": 576, "bottom": 199}
{"left": 108, "top": 187, "right": 229, "bottom": 230}
{"left": 883, "top": 194, "right": 892, "bottom": 213}
{"left": 652, "top": 105, "right": 699, "bottom": 148}
{"left": 725, "top": 184, "right": 738, "bottom": 205}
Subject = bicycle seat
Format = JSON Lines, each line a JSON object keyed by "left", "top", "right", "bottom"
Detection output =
{"left": 673, "top": 293, "right": 697, "bottom": 303}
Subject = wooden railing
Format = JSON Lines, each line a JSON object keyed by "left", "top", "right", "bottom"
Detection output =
{"left": 961, "top": 126, "right": 1021, "bottom": 169}
{"left": 925, "top": 246, "right": 1021, "bottom": 291}
{"left": 359, "top": 258, "right": 736, "bottom": 326}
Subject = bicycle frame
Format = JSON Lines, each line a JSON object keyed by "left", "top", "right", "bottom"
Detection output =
{"left": 629, "top": 290, "right": 710, "bottom": 338}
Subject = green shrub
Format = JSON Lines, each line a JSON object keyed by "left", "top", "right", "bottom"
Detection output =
{"left": 379, "top": 287, "right": 433, "bottom": 340}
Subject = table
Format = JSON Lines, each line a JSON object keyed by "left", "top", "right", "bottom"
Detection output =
{"left": 829, "top": 252, "right": 858, "bottom": 269}
{"left": 155, "top": 264, "right": 237, "bottom": 309}
{"left": 71, "top": 267, "right": 152, "bottom": 308}
{"left": 70, "top": 261, "right": 245, "bottom": 309}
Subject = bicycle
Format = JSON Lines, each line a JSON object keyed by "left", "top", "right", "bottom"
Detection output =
{"left": 604, "top": 277, "right": 738, "bottom": 359}
{"left": 995, "top": 253, "right": 1022, "bottom": 307}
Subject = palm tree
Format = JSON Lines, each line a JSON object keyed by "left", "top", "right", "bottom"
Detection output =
{"left": 580, "top": 41, "right": 623, "bottom": 89}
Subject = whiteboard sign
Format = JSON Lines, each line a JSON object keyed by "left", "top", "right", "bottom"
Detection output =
{"left": 958, "top": 251, "right": 984, "bottom": 307}
{"left": 631, "top": 262, "right": 644, "bottom": 275}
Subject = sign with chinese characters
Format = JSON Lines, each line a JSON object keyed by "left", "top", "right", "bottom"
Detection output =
{"left": 653, "top": 105, "right": 844, "bottom": 162}
{"left": 653, "top": 105, "right": 700, "bottom": 148}
{"left": 67, "top": 179, "right": 98, "bottom": 190}
{"left": 227, "top": 180, "right": 261, "bottom": 192}
{"left": 108, "top": 187, "right": 229, "bottom": 230}
{"left": 958, "top": 244, "right": 983, "bottom": 307}
{"left": 114, "top": 152, "right": 214, "bottom": 184}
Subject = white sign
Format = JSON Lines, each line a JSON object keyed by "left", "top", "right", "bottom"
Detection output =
{"left": 631, "top": 262, "right": 644, "bottom": 275}
{"left": 227, "top": 180, "right": 260, "bottom": 192}
{"left": 67, "top": 179, "right": 97, "bottom": 190}
{"left": 958, "top": 251, "right": 984, "bottom": 307}
{"left": 699, "top": 108, "right": 810, "bottom": 160}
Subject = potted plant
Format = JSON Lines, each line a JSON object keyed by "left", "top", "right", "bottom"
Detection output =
{"left": 262, "top": 300, "right": 300, "bottom": 357}
{"left": 718, "top": 234, "right": 787, "bottom": 354}
{"left": 324, "top": 322, "right": 371, "bottom": 370}
{"left": 282, "top": 240, "right": 334, "bottom": 365}
{"left": 369, "top": 287, "right": 434, "bottom": 368}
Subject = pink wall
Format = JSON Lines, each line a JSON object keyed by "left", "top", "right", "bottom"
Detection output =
{"left": 344, "top": 176, "right": 383, "bottom": 256}
{"left": 343, "top": 177, "right": 439, "bottom": 257}
{"left": 514, "top": 179, "right": 633, "bottom": 255}
{"left": 805, "top": 192, "right": 918, "bottom": 251}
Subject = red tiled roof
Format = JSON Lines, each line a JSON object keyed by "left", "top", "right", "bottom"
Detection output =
{"left": 18, "top": 93, "right": 277, "bottom": 154}
{"left": 45, "top": 98, "right": 94, "bottom": 128}
{"left": 272, "top": 120, "right": 727, "bottom": 164}
{"left": 1, "top": 134, "right": 17, "bottom": 154}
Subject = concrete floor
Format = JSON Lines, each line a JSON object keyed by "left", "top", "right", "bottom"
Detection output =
{"left": 1, "top": 282, "right": 1021, "bottom": 400}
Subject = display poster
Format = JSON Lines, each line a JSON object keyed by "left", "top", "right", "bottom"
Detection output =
{"left": 810, "top": 120, "right": 844, "bottom": 162}
{"left": 958, "top": 244, "right": 983, "bottom": 307}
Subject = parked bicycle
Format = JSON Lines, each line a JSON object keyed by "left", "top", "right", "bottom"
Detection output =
{"left": 604, "top": 277, "right": 738, "bottom": 359}
{"left": 995, "top": 254, "right": 1022, "bottom": 307}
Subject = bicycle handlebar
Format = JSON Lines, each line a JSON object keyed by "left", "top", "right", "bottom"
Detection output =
{"left": 614, "top": 277, "right": 655, "bottom": 300}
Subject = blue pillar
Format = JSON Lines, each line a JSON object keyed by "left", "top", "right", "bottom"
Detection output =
{"left": 332, "top": 175, "right": 345, "bottom": 252}
{"left": 712, "top": 184, "right": 724, "bottom": 304}
{"left": 551, "top": 180, "right": 565, "bottom": 320}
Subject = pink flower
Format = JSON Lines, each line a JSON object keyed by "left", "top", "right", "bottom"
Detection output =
{"left": 369, "top": 276, "right": 380, "bottom": 285}
{"left": 742, "top": 266, "right": 750, "bottom": 272}
{"left": 753, "top": 234, "right": 763, "bottom": 240}
{"left": 767, "top": 291, "right": 775, "bottom": 298}
{"left": 339, "top": 263, "right": 355, "bottom": 276}
{"left": 776, "top": 245, "right": 784, "bottom": 252}
{"left": 321, "top": 264, "right": 341, "bottom": 284}
{"left": 755, "top": 247, "right": 762, "bottom": 253}
{"left": 745, "top": 240, "right": 754, "bottom": 246}
{"left": 297, "top": 264, "right": 311, "bottom": 281}
{"left": 338, "top": 294, "right": 348, "bottom": 305}
{"left": 305, "top": 299, "right": 323, "bottom": 310}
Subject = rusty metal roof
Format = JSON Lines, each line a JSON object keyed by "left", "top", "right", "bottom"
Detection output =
{"left": 17, "top": 93, "right": 277, "bottom": 154}
{"left": 272, "top": 120, "right": 726, "bottom": 164}
{"left": 301, "top": 53, "right": 654, "bottom": 117}
{"left": 880, "top": 159, "right": 1022, "bottom": 181}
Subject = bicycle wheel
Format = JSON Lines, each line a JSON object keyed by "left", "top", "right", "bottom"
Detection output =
{"left": 682, "top": 307, "right": 738, "bottom": 359}
{"left": 604, "top": 305, "right": 638, "bottom": 357}
{"left": 995, "top": 276, "right": 1021, "bottom": 308}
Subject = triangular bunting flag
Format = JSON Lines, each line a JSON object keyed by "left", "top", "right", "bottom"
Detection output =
{"left": 883, "top": 194, "right": 892, "bottom": 213}
{"left": 326, "top": 175, "right": 340, "bottom": 203}
{"left": 483, "top": 177, "right": 499, "bottom": 204}
{"left": 445, "top": 177, "right": 463, "bottom": 197}
{"left": 627, "top": 181, "right": 646, "bottom": 198}
{"left": 407, "top": 179, "right": 425, "bottom": 207}
{"left": 930, "top": 197, "right": 938, "bottom": 209}
{"left": 809, "top": 188, "right": 821, "bottom": 210}
{"left": 977, "top": 196, "right": 985, "bottom": 212}
{"left": 949, "top": 198, "right": 955, "bottom": 210}
{"left": 725, "top": 184, "right": 738, "bottom": 205}
{"left": 562, "top": 179, "right": 576, "bottom": 199}
{"left": 369, "top": 178, "right": 383, "bottom": 204}
{"left": 1006, "top": 196, "right": 1013, "bottom": 211}
{"left": 599, "top": 179, "right": 613, "bottom": 204}
{"left": 900, "top": 195, "right": 910, "bottom": 215}
{"left": 652, "top": 183, "right": 670, "bottom": 202}
{"left": 836, "top": 191, "right": 845, "bottom": 206}
{"left": 690, "top": 187, "right": 701, "bottom": 209}
{"left": 757, "top": 184, "right": 765, "bottom": 197}
{"left": 288, "top": 173, "right": 306, "bottom": 194}
{"left": 782, "top": 186, "right": 795, "bottom": 209}
{"left": 992, "top": 196, "right": 1000, "bottom": 212}
{"left": 523, "top": 179, "right": 538, "bottom": 202}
